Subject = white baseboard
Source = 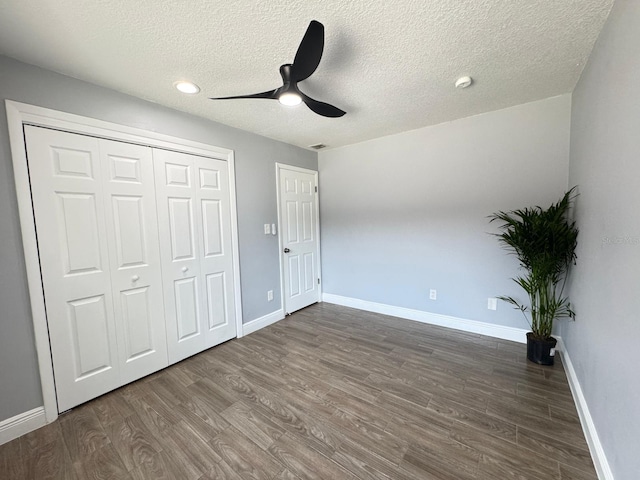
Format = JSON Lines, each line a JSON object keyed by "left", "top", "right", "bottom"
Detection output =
{"left": 322, "top": 293, "right": 527, "bottom": 343}
{"left": 242, "top": 308, "right": 285, "bottom": 336}
{"left": 556, "top": 338, "right": 614, "bottom": 480}
{"left": 0, "top": 407, "right": 46, "bottom": 446}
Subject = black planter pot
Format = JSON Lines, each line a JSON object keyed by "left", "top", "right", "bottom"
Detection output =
{"left": 526, "top": 333, "right": 557, "bottom": 365}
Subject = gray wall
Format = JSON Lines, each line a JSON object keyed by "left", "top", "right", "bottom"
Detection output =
{"left": 318, "top": 95, "right": 571, "bottom": 328}
{"left": 565, "top": 1, "right": 640, "bottom": 478}
{"left": 0, "top": 55, "right": 316, "bottom": 422}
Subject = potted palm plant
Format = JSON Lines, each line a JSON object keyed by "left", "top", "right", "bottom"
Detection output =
{"left": 490, "top": 188, "right": 579, "bottom": 365}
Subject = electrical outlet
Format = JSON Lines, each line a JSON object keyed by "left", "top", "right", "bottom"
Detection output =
{"left": 488, "top": 297, "right": 498, "bottom": 310}
{"left": 264, "top": 224, "right": 271, "bottom": 235}
{"left": 429, "top": 289, "right": 437, "bottom": 300}
{"left": 267, "top": 290, "right": 274, "bottom": 302}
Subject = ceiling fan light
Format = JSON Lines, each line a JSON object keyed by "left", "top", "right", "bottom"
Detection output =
{"left": 278, "top": 92, "right": 302, "bottom": 106}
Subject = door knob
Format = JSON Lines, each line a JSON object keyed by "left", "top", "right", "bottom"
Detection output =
{"left": 284, "top": 248, "right": 290, "bottom": 253}
{"left": 131, "top": 275, "right": 140, "bottom": 282}
{"left": 181, "top": 266, "right": 189, "bottom": 273}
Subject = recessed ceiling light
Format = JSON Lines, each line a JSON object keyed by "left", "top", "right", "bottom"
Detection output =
{"left": 174, "top": 81, "right": 200, "bottom": 94}
{"left": 455, "top": 76, "right": 473, "bottom": 89}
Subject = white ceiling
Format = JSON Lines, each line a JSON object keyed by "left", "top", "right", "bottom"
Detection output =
{"left": 0, "top": 0, "right": 613, "bottom": 150}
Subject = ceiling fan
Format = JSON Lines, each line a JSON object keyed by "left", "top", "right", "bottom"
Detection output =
{"left": 210, "top": 20, "right": 346, "bottom": 118}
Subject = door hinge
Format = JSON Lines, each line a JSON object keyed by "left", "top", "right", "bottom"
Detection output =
{"left": 317, "top": 278, "right": 320, "bottom": 284}
{"left": 315, "top": 186, "right": 318, "bottom": 193}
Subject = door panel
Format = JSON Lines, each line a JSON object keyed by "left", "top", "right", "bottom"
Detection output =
{"left": 174, "top": 276, "right": 201, "bottom": 340}
{"left": 195, "top": 158, "right": 236, "bottom": 344}
{"left": 56, "top": 192, "right": 103, "bottom": 275}
{"left": 202, "top": 199, "right": 223, "bottom": 257}
{"left": 279, "top": 167, "right": 320, "bottom": 314}
{"left": 286, "top": 201, "right": 298, "bottom": 242}
{"left": 288, "top": 257, "right": 301, "bottom": 296}
{"left": 111, "top": 195, "right": 146, "bottom": 268}
{"left": 206, "top": 272, "right": 227, "bottom": 329}
{"left": 120, "top": 287, "right": 154, "bottom": 361}
{"left": 25, "top": 126, "right": 120, "bottom": 411}
{"left": 100, "top": 139, "right": 168, "bottom": 384}
{"left": 67, "top": 294, "right": 112, "bottom": 379}
{"left": 303, "top": 253, "right": 315, "bottom": 292}
{"left": 155, "top": 150, "right": 205, "bottom": 363}
{"left": 154, "top": 149, "right": 236, "bottom": 363}
{"left": 302, "top": 201, "right": 314, "bottom": 241}
{"left": 168, "top": 197, "right": 196, "bottom": 260}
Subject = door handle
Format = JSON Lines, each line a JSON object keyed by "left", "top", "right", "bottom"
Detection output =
{"left": 284, "top": 248, "right": 290, "bottom": 253}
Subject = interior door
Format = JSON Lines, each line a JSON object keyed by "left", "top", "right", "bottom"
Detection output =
{"left": 154, "top": 149, "right": 237, "bottom": 364}
{"left": 194, "top": 155, "right": 237, "bottom": 347}
{"left": 25, "top": 126, "right": 121, "bottom": 411}
{"left": 99, "top": 139, "right": 168, "bottom": 384}
{"left": 278, "top": 165, "right": 320, "bottom": 314}
{"left": 25, "top": 127, "right": 169, "bottom": 411}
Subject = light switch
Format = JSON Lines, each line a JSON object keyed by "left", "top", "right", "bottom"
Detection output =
{"left": 271, "top": 223, "right": 277, "bottom": 235}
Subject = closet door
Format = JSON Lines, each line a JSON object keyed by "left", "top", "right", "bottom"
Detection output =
{"left": 25, "top": 127, "right": 168, "bottom": 411}
{"left": 154, "top": 149, "right": 237, "bottom": 364}
{"left": 195, "top": 155, "right": 237, "bottom": 346}
{"left": 25, "top": 126, "right": 121, "bottom": 411}
{"left": 99, "top": 139, "right": 168, "bottom": 384}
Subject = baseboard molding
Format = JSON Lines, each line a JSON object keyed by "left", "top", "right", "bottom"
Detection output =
{"left": 556, "top": 338, "right": 614, "bottom": 480}
{"left": 0, "top": 407, "right": 46, "bottom": 446}
{"left": 322, "top": 293, "right": 528, "bottom": 343}
{"left": 242, "top": 308, "right": 285, "bottom": 336}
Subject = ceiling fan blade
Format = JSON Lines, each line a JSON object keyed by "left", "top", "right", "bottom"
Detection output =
{"left": 301, "top": 93, "right": 346, "bottom": 118}
{"left": 210, "top": 88, "right": 279, "bottom": 100}
{"left": 292, "top": 20, "right": 324, "bottom": 82}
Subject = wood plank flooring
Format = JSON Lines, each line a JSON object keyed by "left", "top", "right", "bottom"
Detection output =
{"left": 0, "top": 303, "right": 596, "bottom": 479}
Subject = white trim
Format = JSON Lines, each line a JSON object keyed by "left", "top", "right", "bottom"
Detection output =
{"left": 5, "top": 100, "right": 243, "bottom": 422}
{"left": 322, "top": 293, "right": 528, "bottom": 343}
{"left": 0, "top": 407, "right": 46, "bottom": 446}
{"left": 556, "top": 338, "right": 614, "bottom": 480}
{"left": 6, "top": 101, "right": 59, "bottom": 423}
{"left": 227, "top": 151, "right": 244, "bottom": 338}
{"left": 275, "top": 163, "right": 322, "bottom": 314}
{"left": 242, "top": 309, "right": 285, "bottom": 336}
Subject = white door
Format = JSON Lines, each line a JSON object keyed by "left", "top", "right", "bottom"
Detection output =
{"left": 26, "top": 127, "right": 120, "bottom": 411}
{"left": 277, "top": 165, "right": 321, "bottom": 314}
{"left": 154, "top": 149, "right": 237, "bottom": 364}
{"left": 99, "top": 139, "right": 168, "bottom": 384}
{"left": 25, "top": 126, "right": 168, "bottom": 411}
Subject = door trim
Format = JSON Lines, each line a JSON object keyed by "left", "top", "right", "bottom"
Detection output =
{"left": 6, "top": 100, "right": 244, "bottom": 423}
{"left": 275, "top": 163, "right": 322, "bottom": 314}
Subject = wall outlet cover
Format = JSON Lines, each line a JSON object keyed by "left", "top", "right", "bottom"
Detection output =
{"left": 488, "top": 297, "right": 498, "bottom": 310}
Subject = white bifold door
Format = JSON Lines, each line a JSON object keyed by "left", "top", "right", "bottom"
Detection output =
{"left": 24, "top": 126, "right": 237, "bottom": 412}
{"left": 154, "top": 149, "right": 237, "bottom": 364}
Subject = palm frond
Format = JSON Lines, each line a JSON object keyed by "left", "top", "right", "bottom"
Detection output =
{"left": 490, "top": 187, "right": 579, "bottom": 338}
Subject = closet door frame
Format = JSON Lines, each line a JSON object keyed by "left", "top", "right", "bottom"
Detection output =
{"left": 6, "top": 100, "right": 244, "bottom": 424}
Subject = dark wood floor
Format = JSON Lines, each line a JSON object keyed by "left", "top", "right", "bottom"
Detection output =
{"left": 0, "top": 303, "right": 596, "bottom": 480}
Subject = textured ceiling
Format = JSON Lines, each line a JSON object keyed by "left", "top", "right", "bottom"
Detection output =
{"left": 0, "top": 0, "right": 613, "bottom": 150}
